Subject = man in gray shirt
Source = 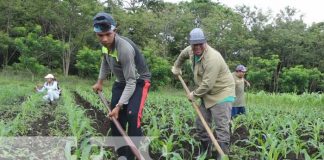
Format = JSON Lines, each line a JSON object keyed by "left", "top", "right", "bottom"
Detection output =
{"left": 92, "top": 12, "right": 151, "bottom": 160}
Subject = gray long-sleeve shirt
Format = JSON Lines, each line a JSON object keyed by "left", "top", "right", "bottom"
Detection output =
{"left": 99, "top": 35, "right": 151, "bottom": 104}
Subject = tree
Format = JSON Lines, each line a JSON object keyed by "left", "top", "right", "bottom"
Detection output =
{"left": 279, "top": 65, "right": 323, "bottom": 93}
{"left": 0, "top": 0, "right": 25, "bottom": 68}
{"left": 142, "top": 41, "right": 171, "bottom": 90}
{"left": 189, "top": 2, "right": 248, "bottom": 60}
{"left": 75, "top": 47, "right": 101, "bottom": 78}
{"left": 13, "top": 56, "right": 48, "bottom": 81}
{"left": 32, "top": 0, "right": 103, "bottom": 76}
{"left": 247, "top": 55, "right": 280, "bottom": 92}
{"left": 14, "top": 25, "right": 63, "bottom": 70}
{"left": 306, "top": 22, "right": 324, "bottom": 71}
{"left": 0, "top": 32, "right": 12, "bottom": 67}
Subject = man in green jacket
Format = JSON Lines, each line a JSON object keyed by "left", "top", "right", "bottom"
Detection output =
{"left": 232, "top": 64, "right": 250, "bottom": 118}
{"left": 171, "top": 28, "right": 235, "bottom": 158}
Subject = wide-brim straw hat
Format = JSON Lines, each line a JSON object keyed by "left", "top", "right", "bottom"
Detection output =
{"left": 44, "top": 74, "right": 54, "bottom": 79}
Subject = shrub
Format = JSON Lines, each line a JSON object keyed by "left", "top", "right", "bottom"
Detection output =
{"left": 143, "top": 46, "right": 172, "bottom": 90}
{"left": 279, "top": 65, "right": 323, "bottom": 93}
{"left": 75, "top": 47, "right": 101, "bottom": 79}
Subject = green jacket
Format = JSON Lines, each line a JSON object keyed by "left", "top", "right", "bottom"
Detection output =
{"left": 173, "top": 45, "right": 235, "bottom": 108}
{"left": 232, "top": 72, "right": 245, "bottom": 107}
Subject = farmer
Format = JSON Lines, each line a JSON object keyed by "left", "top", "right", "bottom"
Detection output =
{"left": 35, "top": 74, "right": 60, "bottom": 104}
{"left": 91, "top": 12, "right": 151, "bottom": 159}
{"left": 232, "top": 64, "right": 250, "bottom": 118}
{"left": 171, "top": 28, "right": 235, "bottom": 158}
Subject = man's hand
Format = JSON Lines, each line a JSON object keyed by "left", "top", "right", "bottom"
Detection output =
{"left": 92, "top": 80, "right": 104, "bottom": 93}
{"left": 108, "top": 103, "right": 123, "bottom": 119}
{"left": 171, "top": 66, "right": 182, "bottom": 76}
{"left": 244, "top": 79, "right": 251, "bottom": 87}
{"left": 34, "top": 84, "right": 42, "bottom": 92}
{"left": 187, "top": 91, "right": 195, "bottom": 102}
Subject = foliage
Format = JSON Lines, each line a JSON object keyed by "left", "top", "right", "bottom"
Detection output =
{"left": 12, "top": 56, "right": 48, "bottom": 81}
{"left": 279, "top": 65, "right": 323, "bottom": 93}
{"left": 14, "top": 25, "right": 64, "bottom": 70}
{"left": 75, "top": 47, "right": 101, "bottom": 78}
{"left": 9, "top": 27, "right": 27, "bottom": 37}
{"left": 0, "top": 31, "right": 14, "bottom": 67}
{"left": 143, "top": 44, "right": 172, "bottom": 90}
{"left": 247, "top": 55, "right": 280, "bottom": 91}
{"left": 0, "top": 32, "right": 11, "bottom": 51}
{"left": 0, "top": 0, "right": 323, "bottom": 93}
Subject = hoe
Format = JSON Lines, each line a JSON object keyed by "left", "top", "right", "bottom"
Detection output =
{"left": 178, "top": 75, "right": 226, "bottom": 158}
{"left": 98, "top": 91, "right": 143, "bottom": 160}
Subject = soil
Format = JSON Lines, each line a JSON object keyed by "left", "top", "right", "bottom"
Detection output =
{"left": 282, "top": 152, "right": 305, "bottom": 160}
{"left": 74, "top": 93, "right": 110, "bottom": 135}
{"left": 22, "top": 102, "right": 69, "bottom": 136}
{"left": 231, "top": 125, "right": 249, "bottom": 145}
{"left": 230, "top": 124, "right": 260, "bottom": 151}
{"left": 9, "top": 96, "right": 26, "bottom": 105}
{"left": 24, "top": 104, "right": 58, "bottom": 136}
{"left": 26, "top": 112, "right": 55, "bottom": 136}
{"left": 0, "top": 96, "right": 26, "bottom": 121}
{"left": 147, "top": 123, "right": 256, "bottom": 160}
{"left": 0, "top": 111, "right": 19, "bottom": 120}
{"left": 73, "top": 93, "right": 122, "bottom": 159}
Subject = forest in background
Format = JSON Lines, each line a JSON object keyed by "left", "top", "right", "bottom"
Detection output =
{"left": 0, "top": 0, "right": 323, "bottom": 93}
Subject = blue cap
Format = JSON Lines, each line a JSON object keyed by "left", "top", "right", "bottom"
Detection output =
{"left": 189, "top": 28, "right": 207, "bottom": 45}
{"left": 236, "top": 65, "right": 247, "bottom": 72}
{"left": 93, "top": 12, "right": 116, "bottom": 32}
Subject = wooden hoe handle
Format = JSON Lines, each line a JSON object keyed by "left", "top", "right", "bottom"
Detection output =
{"left": 177, "top": 75, "right": 225, "bottom": 157}
{"left": 98, "top": 91, "right": 143, "bottom": 160}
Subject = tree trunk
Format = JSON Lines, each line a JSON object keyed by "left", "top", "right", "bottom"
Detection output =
{"left": 3, "top": 50, "right": 8, "bottom": 68}
{"left": 63, "top": 49, "right": 71, "bottom": 77}
{"left": 3, "top": 1, "right": 11, "bottom": 68}
{"left": 273, "top": 62, "right": 281, "bottom": 93}
{"left": 61, "top": 28, "right": 72, "bottom": 77}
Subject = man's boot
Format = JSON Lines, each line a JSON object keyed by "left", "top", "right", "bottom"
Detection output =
{"left": 200, "top": 141, "right": 212, "bottom": 158}
{"left": 216, "top": 142, "right": 230, "bottom": 160}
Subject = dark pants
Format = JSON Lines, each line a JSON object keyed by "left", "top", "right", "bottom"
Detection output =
{"left": 231, "top": 106, "right": 246, "bottom": 118}
{"left": 110, "top": 79, "right": 150, "bottom": 160}
{"left": 196, "top": 101, "right": 232, "bottom": 159}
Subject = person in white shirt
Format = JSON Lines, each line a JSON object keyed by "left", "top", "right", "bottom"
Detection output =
{"left": 36, "top": 74, "right": 60, "bottom": 103}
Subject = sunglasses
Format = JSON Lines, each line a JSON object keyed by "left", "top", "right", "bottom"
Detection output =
{"left": 94, "top": 22, "right": 112, "bottom": 32}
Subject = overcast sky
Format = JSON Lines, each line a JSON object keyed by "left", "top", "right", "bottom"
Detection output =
{"left": 163, "top": 0, "right": 324, "bottom": 25}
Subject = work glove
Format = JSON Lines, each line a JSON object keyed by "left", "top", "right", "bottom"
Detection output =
{"left": 171, "top": 66, "right": 182, "bottom": 76}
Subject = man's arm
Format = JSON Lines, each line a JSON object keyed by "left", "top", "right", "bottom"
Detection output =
{"left": 93, "top": 56, "right": 110, "bottom": 92}
{"left": 98, "top": 56, "right": 110, "bottom": 80}
{"left": 171, "top": 46, "right": 191, "bottom": 75}
{"left": 118, "top": 46, "right": 137, "bottom": 105}
{"left": 244, "top": 78, "right": 251, "bottom": 87}
{"left": 36, "top": 83, "right": 46, "bottom": 92}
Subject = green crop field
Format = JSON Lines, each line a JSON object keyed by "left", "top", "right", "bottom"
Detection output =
{"left": 0, "top": 74, "right": 323, "bottom": 160}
